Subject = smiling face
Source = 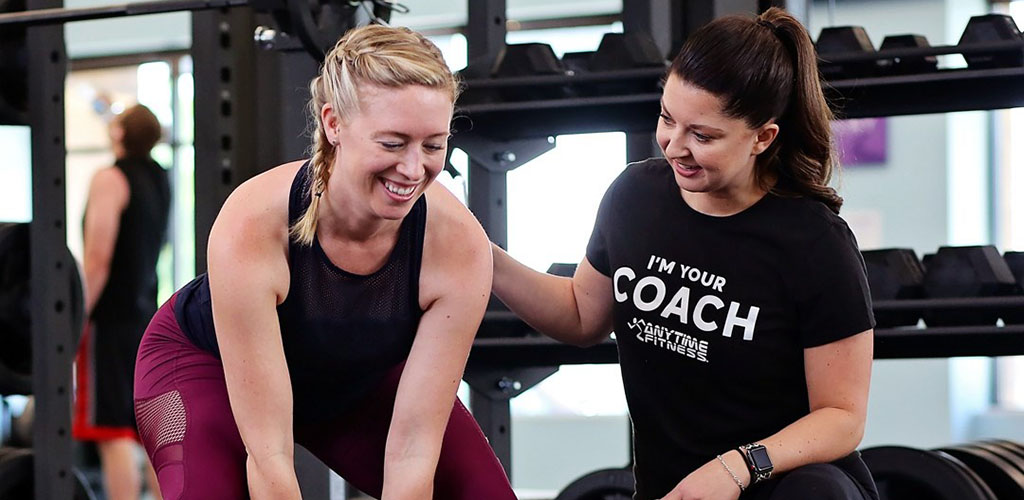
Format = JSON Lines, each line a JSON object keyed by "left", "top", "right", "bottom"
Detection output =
{"left": 323, "top": 83, "right": 453, "bottom": 222}
{"left": 656, "top": 73, "right": 779, "bottom": 213}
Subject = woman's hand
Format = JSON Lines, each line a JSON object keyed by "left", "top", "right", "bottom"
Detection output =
{"left": 660, "top": 450, "right": 747, "bottom": 500}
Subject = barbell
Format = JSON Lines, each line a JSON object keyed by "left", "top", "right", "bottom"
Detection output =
{"left": 0, "top": 0, "right": 405, "bottom": 60}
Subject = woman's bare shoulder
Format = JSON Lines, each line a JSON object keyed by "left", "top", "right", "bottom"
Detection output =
{"left": 422, "top": 183, "right": 490, "bottom": 268}
{"left": 212, "top": 160, "right": 307, "bottom": 251}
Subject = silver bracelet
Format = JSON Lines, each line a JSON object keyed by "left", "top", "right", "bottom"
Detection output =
{"left": 717, "top": 454, "right": 745, "bottom": 492}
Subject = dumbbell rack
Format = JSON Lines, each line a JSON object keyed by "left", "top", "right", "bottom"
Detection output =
{"left": 823, "top": 39, "right": 1024, "bottom": 117}
{"left": 457, "top": 67, "right": 665, "bottom": 138}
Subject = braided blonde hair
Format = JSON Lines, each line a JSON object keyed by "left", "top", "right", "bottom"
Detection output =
{"left": 290, "top": 24, "right": 460, "bottom": 245}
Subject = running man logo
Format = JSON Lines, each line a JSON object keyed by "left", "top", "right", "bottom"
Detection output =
{"left": 627, "top": 317, "right": 709, "bottom": 363}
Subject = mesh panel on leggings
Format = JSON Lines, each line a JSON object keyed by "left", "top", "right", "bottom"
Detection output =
{"left": 135, "top": 390, "right": 187, "bottom": 449}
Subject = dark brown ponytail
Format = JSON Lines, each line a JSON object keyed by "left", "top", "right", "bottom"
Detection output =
{"left": 668, "top": 7, "right": 843, "bottom": 213}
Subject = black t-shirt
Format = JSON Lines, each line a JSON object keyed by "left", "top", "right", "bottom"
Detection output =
{"left": 586, "top": 158, "right": 874, "bottom": 499}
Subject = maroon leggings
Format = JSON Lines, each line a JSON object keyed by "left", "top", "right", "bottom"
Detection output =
{"left": 134, "top": 295, "right": 516, "bottom": 499}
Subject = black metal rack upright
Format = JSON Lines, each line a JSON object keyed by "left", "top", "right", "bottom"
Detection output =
{"left": 190, "top": 7, "right": 334, "bottom": 497}
{"left": 25, "top": 0, "right": 75, "bottom": 495}
{"left": 454, "top": 0, "right": 697, "bottom": 477}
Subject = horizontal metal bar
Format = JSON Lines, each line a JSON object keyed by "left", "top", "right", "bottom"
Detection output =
{"left": 829, "top": 66, "right": 1024, "bottom": 88}
{"left": 469, "top": 325, "right": 1024, "bottom": 365}
{"left": 873, "top": 325, "right": 1024, "bottom": 359}
{"left": 820, "top": 39, "right": 1024, "bottom": 64}
{"left": 484, "top": 296, "right": 1024, "bottom": 319}
{"left": 458, "top": 92, "right": 661, "bottom": 114}
{"left": 874, "top": 296, "right": 1024, "bottom": 311}
{"left": 461, "top": 66, "right": 666, "bottom": 89}
{"left": 0, "top": 0, "right": 247, "bottom": 27}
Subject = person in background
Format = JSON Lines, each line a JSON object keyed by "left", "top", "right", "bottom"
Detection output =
{"left": 74, "top": 102, "right": 171, "bottom": 500}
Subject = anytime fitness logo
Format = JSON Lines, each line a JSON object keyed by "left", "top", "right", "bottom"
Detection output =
{"left": 626, "top": 317, "right": 709, "bottom": 362}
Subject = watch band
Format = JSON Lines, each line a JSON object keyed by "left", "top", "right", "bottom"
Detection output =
{"left": 738, "top": 443, "right": 773, "bottom": 484}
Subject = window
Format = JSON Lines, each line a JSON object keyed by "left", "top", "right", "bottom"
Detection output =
{"left": 465, "top": 23, "right": 631, "bottom": 418}
{"left": 0, "top": 125, "right": 31, "bottom": 222}
{"left": 435, "top": 21, "right": 632, "bottom": 419}
{"left": 994, "top": 0, "right": 1024, "bottom": 411}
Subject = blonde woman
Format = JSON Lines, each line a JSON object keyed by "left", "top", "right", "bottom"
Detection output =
{"left": 133, "top": 25, "right": 515, "bottom": 499}
{"left": 76, "top": 104, "right": 169, "bottom": 500}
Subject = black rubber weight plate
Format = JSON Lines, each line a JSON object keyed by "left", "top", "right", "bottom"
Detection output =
{"left": 0, "top": 448, "right": 97, "bottom": 500}
{"left": 938, "top": 446, "right": 1024, "bottom": 500}
{"left": 969, "top": 442, "right": 1024, "bottom": 476}
{"left": 861, "top": 446, "right": 995, "bottom": 500}
{"left": 554, "top": 467, "right": 635, "bottom": 500}
{"left": 982, "top": 440, "right": 1024, "bottom": 464}
{"left": 0, "top": 447, "right": 33, "bottom": 499}
{"left": 936, "top": 450, "right": 1000, "bottom": 500}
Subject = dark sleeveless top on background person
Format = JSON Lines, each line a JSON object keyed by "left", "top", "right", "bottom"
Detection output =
{"left": 174, "top": 162, "right": 427, "bottom": 422}
{"left": 90, "top": 156, "right": 171, "bottom": 328}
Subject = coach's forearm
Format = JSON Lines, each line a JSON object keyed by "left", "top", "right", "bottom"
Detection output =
{"left": 750, "top": 406, "right": 865, "bottom": 478}
{"left": 492, "top": 244, "right": 600, "bottom": 346}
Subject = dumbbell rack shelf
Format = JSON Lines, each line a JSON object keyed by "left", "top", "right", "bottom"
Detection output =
{"left": 874, "top": 296, "right": 1024, "bottom": 312}
{"left": 457, "top": 68, "right": 664, "bottom": 139}
{"left": 469, "top": 324, "right": 1024, "bottom": 367}
{"left": 827, "top": 65, "right": 1024, "bottom": 118}
{"left": 816, "top": 36, "right": 1024, "bottom": 118}
{"left": 454, "top": 43, "right": 1024, "bottom": 141}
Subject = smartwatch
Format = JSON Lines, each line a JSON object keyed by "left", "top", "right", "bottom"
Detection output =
{"left": 738, "top": 443, "right": 774, "bottom": 484}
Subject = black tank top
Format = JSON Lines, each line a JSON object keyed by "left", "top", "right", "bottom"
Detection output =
{"left": 175, "top": 162, "right": 426, "bottom": 421}
{"left": 90, "top": 156, "right": 171, "bottom": 328}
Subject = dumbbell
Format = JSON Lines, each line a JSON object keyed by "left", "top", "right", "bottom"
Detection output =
{"left": 878, "top": 34, "right": 938, "bottom": 75}
{"left": 958, "top": 14, "right": 1023, "bottom": 70}
{"left": 459, "top": 42, "right": 567, "bottom": 104}
{"left": 560, "top": 32, "right": 665, "bottom": 98}
{"left": 1003, "top": 251, "right": 1024, "bottom": 324}
{"left": 816, "top": 26, "right": 878, "bottom": 79}
{"left": 861, "top": 249, "right": 925, "bottom": 328}
{"left": 922, "top": 246, "right": 1017, "bottom": 326}
{"left": 492, "top": 43, "right": 568, "bottom": 101}
{"left": 547, "top": 262, "right": 577, "bottom": 278}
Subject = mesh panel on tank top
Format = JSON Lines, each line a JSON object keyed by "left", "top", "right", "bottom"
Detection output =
{"left": 275, "top": 162, "right": 426, "bottom": 421}
{"left": 172, "top": 162, "right": 426, "bottom": 421}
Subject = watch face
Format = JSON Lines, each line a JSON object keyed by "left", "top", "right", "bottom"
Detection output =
{"left": 748, "top": 446, "right": 773, "bottom": 471}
